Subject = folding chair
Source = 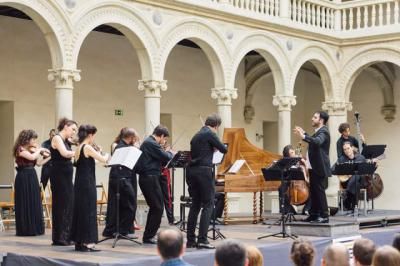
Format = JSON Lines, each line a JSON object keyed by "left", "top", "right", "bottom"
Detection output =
{"left": 96, "top": 182, "right": 108, "bottom": 224}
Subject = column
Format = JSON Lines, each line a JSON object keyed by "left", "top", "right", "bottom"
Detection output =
{"left": 322, "top": 100, "right": 352, "bottom": 206}
{"left": 138, "top": 80, "right": 167, "bottom": 135}
{"left": 272, "top": 95, "right": 297, "bottom": 153}
{"left": 48, "top": 69, "right": 81, "bottom": 122}
{"left": 211, "top": 87, "right": 238, "bottom": 130}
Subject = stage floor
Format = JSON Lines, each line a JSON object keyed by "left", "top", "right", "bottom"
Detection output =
{"left": 1, "top": 211, "right": 400, "bottom": 266}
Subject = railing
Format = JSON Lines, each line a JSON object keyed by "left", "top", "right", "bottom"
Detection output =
{"left": 177, "top": 0, "right": 400, "bottom": 33}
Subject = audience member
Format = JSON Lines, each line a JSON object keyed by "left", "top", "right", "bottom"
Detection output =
{"left": 157, "top": 228, "right": 193, "bottom": 266}
{"left": 321, "top": 243, "right": 349, "bottom": 266}
{"left": 215, "top": 239, "right": 248, "bottom": 266}
{"left": 246, "top": 245, "right": 263, "bottom": 266}
{"left": 290, "top": 239, "right": 315, "bottom": 266}
{"left": 372, "top": 245, "right": 400, "bottom": 266}
{"left": 352, "top": 238, "right": 376, "bottom": 266}
{"left": 392, "top": 233, "right": 400, "bottom": 252}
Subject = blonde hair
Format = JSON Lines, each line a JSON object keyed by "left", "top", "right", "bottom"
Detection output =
{"left": 247, "top": 245, "right": 263, "bottom": 266}
{"left": 372, "top": 245, "right": 400, "bottom": 266}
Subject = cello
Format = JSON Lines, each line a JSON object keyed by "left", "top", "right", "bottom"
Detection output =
{"left": 288, "top": 143, "right": 310, "bottom": 206}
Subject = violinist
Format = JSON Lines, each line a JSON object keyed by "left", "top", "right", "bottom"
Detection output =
{"left": 40, "top": 129, "right": 55, "bottom": 190}
{"left": 13, "top": 129, "right": 50, "bottom": 236}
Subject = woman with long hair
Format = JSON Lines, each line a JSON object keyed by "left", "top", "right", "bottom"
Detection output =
{"left": 13, "top": 129, "right": 50, "bottom": 236}
{"left": 71, "top": 124, "right": 108, "bottom": 252}
{"left": 50, "top": 117, "right": 77, "bottom": 245}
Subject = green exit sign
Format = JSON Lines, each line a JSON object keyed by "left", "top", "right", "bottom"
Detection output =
{"left": 114, "top": 109, "right": 123, "bottom": 116}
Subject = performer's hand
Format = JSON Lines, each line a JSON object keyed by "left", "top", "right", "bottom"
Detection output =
{"left": 293, "top": 126, "right": 305, "bottom": 139}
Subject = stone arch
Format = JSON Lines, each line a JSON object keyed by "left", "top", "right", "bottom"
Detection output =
{"left": 231, "top": 33, "right": 288, "bottom": 95}
{"left": 341, "top": 47, "right": 400, "bottom": 102}
{"left": 290, "top": 45, "right": 337, "bottom": 99}
{"left": 158, "top": 19, "right": 229, "bottom": 88}
{"left": 0, "top": 0, "right": 68, "bottom": 68}
{"left": 71, "top": 3, "right": 156, "bottom": 79}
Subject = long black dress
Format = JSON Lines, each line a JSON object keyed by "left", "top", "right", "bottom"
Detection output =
{"left": 70, "top": 145, "right": 98, "bottom": 244}
{"left": 50, "top": 136, "right": 74, "bottom": 245}
{"left": 14, "top": 149, "right": 44, "bottom": 236}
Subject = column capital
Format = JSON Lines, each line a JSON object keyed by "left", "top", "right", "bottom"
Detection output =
{"left": 48, "top": 69, "right": 81, "bottom": 89}
{"left": 381, "top": 104, "right": 396, "bottom": 122}
{"left": 272, "top": 95, "right": 296, "bottom": 111}
{"left": 211, "top": 87, "right": 238, "bottom": 105}
{"left": 138, "top": 80, "right": 167, "bottom": 98}
{"left": 322, "top": 101, "right": 352, "bottom": 116}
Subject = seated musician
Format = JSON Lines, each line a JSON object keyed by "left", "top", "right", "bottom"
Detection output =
{"left": 332, "top": 142, "right": 367, "bottom": 211}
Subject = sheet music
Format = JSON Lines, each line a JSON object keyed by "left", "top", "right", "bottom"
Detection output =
{"left": 212, "top": 150, "right": 224, "bottom": 164}
{"left": 108, "top": 146, "right": 142, "bottom": 169}
{"left": 227, "top": 159, "right": 246, "bottom": 174}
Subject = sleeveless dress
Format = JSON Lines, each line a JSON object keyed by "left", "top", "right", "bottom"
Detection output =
{"left": 70, "top": 145, "right": 98, "bottom": 244}
{"left": 14, "top": 148, "right": 44, "bottom": 236}
{"left": 50, "top": 136, "right": 74, "bottom": 245}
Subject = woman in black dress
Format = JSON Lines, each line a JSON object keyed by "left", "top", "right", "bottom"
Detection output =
{"left": 50, "top": 118, "right": 77, "bottom": 245}
{"left": 13, "top": 129, "right": 50, "bottom": 236}
{"left": 71, "top": 124, "right": 108, "bottom": 252}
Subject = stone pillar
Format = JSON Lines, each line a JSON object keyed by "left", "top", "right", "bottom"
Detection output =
{"left": 48, "top": 69, "right": 81, "bottom": 122}
{"left": 272, "top": 95, "right": 297, "bottom": 153}
{"left": 211, "top": 87, "right": 238, "bottom": 131}
{"left": 138, "top": 80, "right": 167, "bottom": 135}
{"left": 322, "top": 100, "right": 352, "bottom": 206}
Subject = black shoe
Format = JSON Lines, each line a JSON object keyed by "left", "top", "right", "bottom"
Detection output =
{"left": 302, "top": 216, "right": 317, "bottom": 222}
{"left": 75, "top": 244, "right": 101, "bottom": 252}
{"left": 186, "top": 241, "right": 197, "bottom": 248}
{"left": 143, "top": 237, "right": 157, "bottom": 244}
{"left": 53, "top": 240, "right": 74, "bottom": 246}
{"left": 310, "top": 217, "right": 329, "bottom": 223}
{"left": 329, "top": 207, "right": 339, "bottom": 216}
{"left": 197, "top": 242, "right": 215, "bottom": 249}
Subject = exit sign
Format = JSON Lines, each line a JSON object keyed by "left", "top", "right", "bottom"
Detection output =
{"left": 114, "top": 109, "right": 123, "bottom": 116}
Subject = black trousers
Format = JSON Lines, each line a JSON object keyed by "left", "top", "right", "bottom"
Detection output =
{"left": 345, "top": 175, "right": 364, "bottom": 210}
{"left": 139, "top": 175, "right": 164, "bottom": 240}
{"left": 160, "top": 174, "right": 174, "bottom": 223}
{"left": 186, "top": 166, "right": 214, "bottom": 244}
{"left": 309, "top": 169, "right": 329, "bottom": 218}
{"left": 40, "top": 162, "right": 52, "bottom": 190}
{"left": 103, "top": 177, "right": 136, "bottom": 236}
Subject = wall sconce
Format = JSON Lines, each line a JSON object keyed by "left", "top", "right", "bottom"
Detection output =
{"left": 256, "top": 133, "right": 263, "bottom": 142}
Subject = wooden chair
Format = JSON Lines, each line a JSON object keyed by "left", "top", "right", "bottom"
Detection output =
{"left": 40, "top": 183, "right": 52, "bottom": 228}
{"left": 0, "top": 184, "right": 15, "bottom": 230}
{"left": 96, "top": 182, "right": 108, "bottom": 224}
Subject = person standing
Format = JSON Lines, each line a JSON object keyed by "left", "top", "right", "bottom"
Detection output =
{"left": 186, "top": 114, "right": 227, "bottom": 249}
{"left": 294, "top": 111, "right": 331, "bottom": 223}
{"left": 13, "top": 129, "right": 50, "bottom": 236}
{"left": 336, "top": 122, "right": 366, "bottom": 159}
{"left": 40, "top": 129, "right": 55, "bottom": 190}
{"left": 71, "top": 124, "right": 108, "bottom": 252}
{"left": 102, "top": 127, "right": 139, "bottom": 238}
{"left": 50, "top": 118, "right": 77, "bottom": 245}
{"left": 138, "top": 125, "right": 173, "bottom": 244}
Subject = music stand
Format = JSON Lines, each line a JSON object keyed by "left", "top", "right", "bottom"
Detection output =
{"left": 207, "top": 166, "right": 226, "bottom": 241}
{"left": 167, "top": 151, "right": 191, "bottom": 231}
{"left": 258, "top": 157, "right": 301, "bottom": 240}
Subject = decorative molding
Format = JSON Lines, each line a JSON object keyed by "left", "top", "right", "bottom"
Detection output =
{"left": 381, "top": 104, "right": 396, "bottom": 122}
{"left": 48, "top": 69, "right": 81, "bottom": 89}
{"left": 322, "top": 101, "right": 352, "bottom": 115}
{"left": 211, "top": 87, "right": 238, "bottom": 105}
{"left": 272, "top": 95, "right": 297, "bottom": 111}
{"left": 138, "top": 80, "right": 168, "bottom": 97}
{"left": 244, "top": 105, "right": 255, "bottom": 123}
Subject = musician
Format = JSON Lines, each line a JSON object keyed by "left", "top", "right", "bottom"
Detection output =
{"left": 102, "top": 128, "right": 138, "bottom": 238}
{"left": 40, "top": 129, "right": 55, "bottom": 190}
{"left": 186, "top": 114, "right": 227, "bottom": 249}
{"left": 160, "top": 149, "right": 175, "bottom": 225}
{"left": 137, "top": 125, "right": 173, "bottom": 244}
{"left": 294, "top": 111, "right": 331, "bottom": 223}
{"left": 332, "top": 142, "right": 367, "bottom": 211}
{"left": 336, "top": 122, "right": 366, "bottom": 158}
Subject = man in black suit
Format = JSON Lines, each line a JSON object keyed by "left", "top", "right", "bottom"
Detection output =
{"left": 294, "top": 111, "right": 331, "bottom": 223}
{"left": 336, "top": 122, "right": 366, "bottom": 158}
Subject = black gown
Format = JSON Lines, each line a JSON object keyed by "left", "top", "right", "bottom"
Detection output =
{"left": 70, "top": 145, "right": 98, "bottom": 244}
{"left": 50, "top": 137, "right": 74, "bottom": 245}
{"left": 14, "top": 149, "right": 44, "bottom": 236}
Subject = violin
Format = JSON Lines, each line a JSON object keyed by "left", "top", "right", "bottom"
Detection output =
{"left": 28, "top": 145, "right": 50, "bottom": 158}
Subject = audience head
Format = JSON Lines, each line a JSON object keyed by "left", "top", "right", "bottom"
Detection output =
{"left": 246, "top": 245, "right": 263, "bottom": 266}
{"left": 205, "top": 113, "right": 222, "bottom": 129}
{"left": 321, "top": 243, "right": 349, "bottom": 266}
{"left": 392, "top": 233, "right": 400, "bottom": 252}
{"left": 290, "top": 239, "right": 315, "bottom": 266}
{"left": 372, "top": 245, "right": 400, "bottom": 266}
{"left": 57, "top": 117, "right": 78, "bottom": 138}
{"left": 13, "top": 129, "right": 38, "bottom": 157}
{"left": 352, "top": 238, "right": 376, "bottom": 266}
{"left": 283, "top": 144, "right": 295, "bottom": 158}
{"left": 338, "top": 123, "right": 351, "bottom": 136}
{"left": 157, "top": 228, "right": 185, "bottom": 261}
{"left": 312, "top": 111, "right": 329, "bottom": 127}
{"left": 77, "top": 124, "right": 97, "bottom": 144}
{"left": 215, "top": 239, "right": 248, "bottom": 266}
